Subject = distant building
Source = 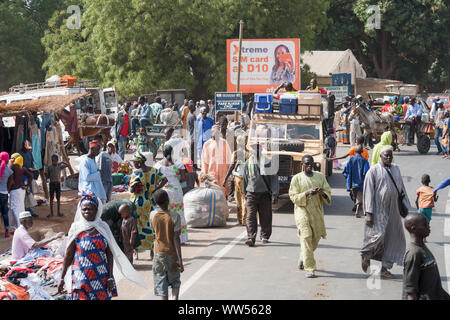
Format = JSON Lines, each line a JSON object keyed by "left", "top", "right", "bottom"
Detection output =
{"left": 301, "top": 49, "right": 367, "bottom": 87}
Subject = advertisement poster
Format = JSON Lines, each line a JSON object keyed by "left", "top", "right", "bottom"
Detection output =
{"left": 227, "top": 39, "right": 300, "bottom": 94}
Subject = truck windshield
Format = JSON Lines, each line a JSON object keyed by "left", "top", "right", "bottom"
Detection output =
{"left": 286, "top": 124, "right": 320, "bottom": 140}
{"left": 104, "top": 91, "right": 116, "bottom": 110}
{"left": 250, "top": 123, "right": 286, "bottom": 140}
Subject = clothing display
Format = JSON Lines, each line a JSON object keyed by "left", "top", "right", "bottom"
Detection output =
{"left": 0, "top": 237, "right": 69, "bottom": 300}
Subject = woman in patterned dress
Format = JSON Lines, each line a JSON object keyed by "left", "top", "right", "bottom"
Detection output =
{"left": 58, "top": 193, "right": 146, "bottom": 300}
{"left": 130, "top": 152, "right": 167, "bottom": 259}
{"left": 155, "top": 145, "right": 188, "bottom": 243}
{"left": 441, "top": 109, "right": 450, "bottom": 159}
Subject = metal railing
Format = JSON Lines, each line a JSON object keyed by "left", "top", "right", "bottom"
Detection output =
{"left": 9, "top": 79, "right": 99, "bottom": 93}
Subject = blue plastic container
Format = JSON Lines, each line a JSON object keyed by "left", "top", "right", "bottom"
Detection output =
{"left": 254, "top": 93, "right": 273, "bottom": 113}
{"left": 279, "top": 94, "right": 297, "bottom": 114}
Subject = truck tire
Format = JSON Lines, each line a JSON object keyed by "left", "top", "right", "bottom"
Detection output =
{"left": 271, "top": 141, "right": 305, "bottom": 153}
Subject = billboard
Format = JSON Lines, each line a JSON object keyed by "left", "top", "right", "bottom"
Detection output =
{"left": 323, "top": 86, "right": 348, "bottom": 103}
{"left": 227, "top": 39, "right": 300, "bottom": 94}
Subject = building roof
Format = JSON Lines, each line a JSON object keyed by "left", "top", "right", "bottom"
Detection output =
{"left": 301, "top": 49, "right": 367, "bottom": 80}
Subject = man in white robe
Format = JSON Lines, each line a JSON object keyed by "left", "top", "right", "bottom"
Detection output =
{"left": 361, "top": 146, "right": 410, "bottom": 279}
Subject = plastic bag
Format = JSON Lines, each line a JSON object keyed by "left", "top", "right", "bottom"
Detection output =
{"left": 183, "top": 187, "right": 229, "bottom": 228}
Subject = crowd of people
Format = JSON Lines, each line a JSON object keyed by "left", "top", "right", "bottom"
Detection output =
{"left": 1, "top": 88, "right": 449, "bottom": 300}
{"left": 333, "top": 94, "right": 450, "bottom": 158}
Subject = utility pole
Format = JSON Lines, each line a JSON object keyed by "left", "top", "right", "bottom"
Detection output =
{"left": 235, "top": 20, "right": 244, "bottom": 125}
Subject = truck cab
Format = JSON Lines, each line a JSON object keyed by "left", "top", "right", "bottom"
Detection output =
{"left": 0, "top": 79, "right": 118, "bottom": 126}
{"left": 248, "top": 95, "right": 334, "bottom": 195}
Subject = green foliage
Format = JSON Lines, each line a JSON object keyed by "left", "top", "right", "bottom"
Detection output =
{"left": 0, "top": 0, "right": 64, "bottom": 91}
{"left": 316, "top": 0, "right": 450, "bottom": 92}
{"left": 41, "top": 0, "right": 329, "bottom": 99}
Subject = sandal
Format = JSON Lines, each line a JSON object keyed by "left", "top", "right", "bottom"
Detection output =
{"left": 361, "top": 256, "right": 370, "bottom": 273}
{"left": 380, "top": 268, "right": 395, "bottom": 279}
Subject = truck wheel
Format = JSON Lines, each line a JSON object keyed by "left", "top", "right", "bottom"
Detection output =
{"left": 417, "top": 135, "right": 430, "bottom": 154}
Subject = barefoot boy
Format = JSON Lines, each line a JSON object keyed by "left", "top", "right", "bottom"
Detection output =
{"left": 151, "top": 189, "right": 183, "bottom": 300}
{"left": 47, "top": 154, "right": 69, "bottom": 218}
{"left": 119, "top": 203, "right": 137, "bottom": 264}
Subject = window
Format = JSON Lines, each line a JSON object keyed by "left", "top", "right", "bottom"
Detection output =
{"left": 286, "top": 124, "right": 320, "bottom": 140}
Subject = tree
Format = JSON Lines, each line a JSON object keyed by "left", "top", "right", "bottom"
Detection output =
{"left": 316, "top": 0, "right": 450, "bottom": 92}
{"left": 0, "top": 0, "right": 64, "bottom": 91}
{"left": 42, "top": 0, "right": 330, "bottom": 98}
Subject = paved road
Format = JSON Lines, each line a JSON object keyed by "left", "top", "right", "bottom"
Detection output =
{"left": 118, "top": 143, "right": 450, "bottom": 300}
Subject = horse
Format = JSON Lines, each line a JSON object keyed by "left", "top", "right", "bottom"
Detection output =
{"left": 355, "top": 104, "right": 399, "bottom": 150}
{"left": 55, "top": 109, "right": 115, "bottom": 155}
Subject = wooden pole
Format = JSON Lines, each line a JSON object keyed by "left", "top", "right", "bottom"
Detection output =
{"left": 235, "top": 20, "right": 244, "bottom": 125}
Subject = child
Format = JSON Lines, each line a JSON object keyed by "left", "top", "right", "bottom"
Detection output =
{"left": 119, "top": 203, "right": 137, "bottom": 264}
{"left": 327, "top": 135, "right": 369, "bottom": 162}
{"left": 342, "top": 145, "right": 370, "bottom": 218}
{"left": 137, "top": 127, "right": 151, "bottom": 153}
{"left": 47, "top": 154, "right": 68, "bottom": 218}
{"left": 150, "top": 189, "right": 183, "bottom": 300}
{"left": 415, "top": 174, "right": 438, "bottom": 228}
{"left": 402, "top": 213, "right": 450, "bottom": 300}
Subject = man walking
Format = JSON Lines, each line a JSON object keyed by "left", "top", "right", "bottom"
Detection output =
{"left": 289, "top": 155, "right": 331, "bottom": 278}
{"left": 243, "top": 126, "right": 279, "bottom": 247}
{"left": 195, "top": 107, "right": 214, "bottom": 164}
{"left": 78, "top": 140, "right": 107, "bottom": 203}
{"left": 361, "top": 146, "right": 409, "bottom": 279}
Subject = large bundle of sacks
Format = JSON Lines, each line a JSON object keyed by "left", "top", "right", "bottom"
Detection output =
{"left": 183, "top": 174, "right": 229, "bottom": 228}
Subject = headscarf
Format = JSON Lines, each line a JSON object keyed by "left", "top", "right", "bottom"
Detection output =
{"left": 132, "top": 152, "right": 146, "bottom": 163}
{"left": 80, "top": 191, "right": 99, "bottom": 208}
{"left": 64, "top": 193, "right": 147, "bottom": 292}
{"left": 12, "top": 153, "right": 23, "bottom": 168}
{"left": 0, "top": 152, "right": 9, "bottom": 179}
{"left": 371, "top": 131, "right": 394, "bottom": 166}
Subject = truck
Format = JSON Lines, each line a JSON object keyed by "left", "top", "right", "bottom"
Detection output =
{"left": 248, "top": 94, "right": 335, "bottom": 196}
{"left": 0, "top": 79, "right": 118, "bottom": 127}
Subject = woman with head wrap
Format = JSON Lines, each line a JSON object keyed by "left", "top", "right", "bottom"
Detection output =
{"left": 58, "top": 192, "right": 147, "bottom": 300}
{"left": 154, "top": 145, "right": 189, "bottom": 243}
{"left": 8, "top": 154, "right": 33, "bottom": 229}
{"left": 0, "top": 152, "right": 13, "bottom": 237}
{"left": 130, "top": 152, "right": 167, "bottom": 259}
{"left": 371, "top": 131, "right": 394, "bottom": 166}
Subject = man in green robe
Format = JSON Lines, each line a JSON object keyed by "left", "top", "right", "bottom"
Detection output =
{"left": 289, "top": 155, "right": 331, "bottom": 278}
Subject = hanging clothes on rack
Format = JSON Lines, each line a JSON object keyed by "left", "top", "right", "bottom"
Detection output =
{"left": 43, "top": 124, "right": 59, "bottom": 171}
{"left": 40, "top": 112, "right": 52, "bottom": 158}
{"left": 12, "top": 116, "right": 25, "bottom": 154}
{"left": 31, "top": 124, "right": 42, "bottom": 171}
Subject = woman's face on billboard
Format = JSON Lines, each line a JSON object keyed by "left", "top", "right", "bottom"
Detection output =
{"left": 275, "top": 46, "right": 288, "bottom": 62}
